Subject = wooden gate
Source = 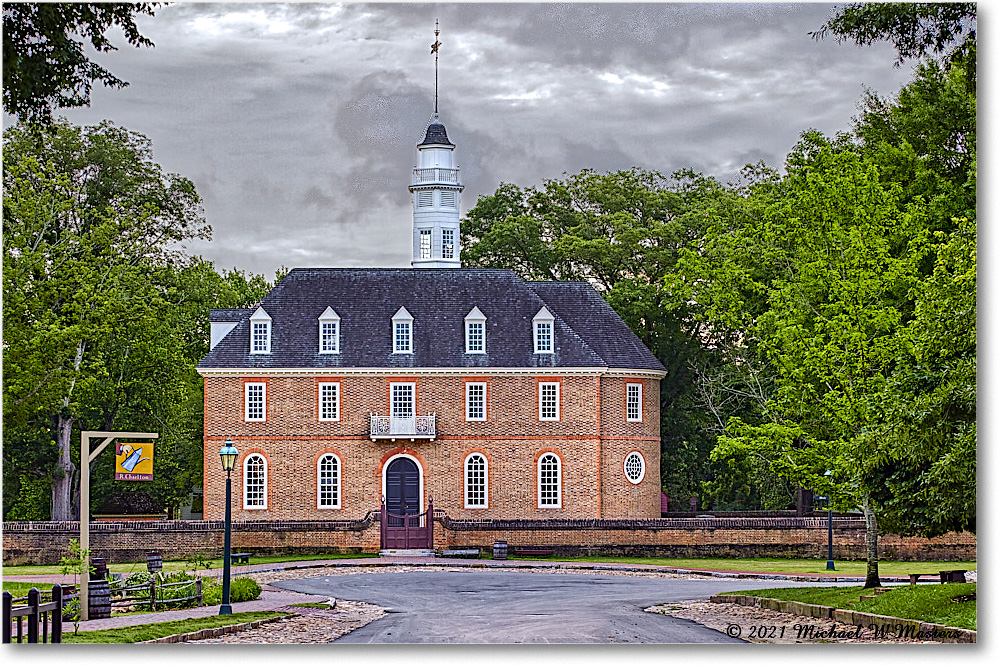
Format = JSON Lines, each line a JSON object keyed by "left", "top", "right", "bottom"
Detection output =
{"left": 381, "top": 496, "right": 434, "bottom": 550}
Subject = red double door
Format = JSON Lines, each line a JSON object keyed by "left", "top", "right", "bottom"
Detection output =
{"left": 381, "top": 458, "right": 432, "bottom": 550}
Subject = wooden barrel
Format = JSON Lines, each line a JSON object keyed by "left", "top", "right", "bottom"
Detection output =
{"left": 91, "top": 557, "right": 108, "bottom": 580}
{"left": 492, "top": 540, "right": 508, "bottom": 560}
{"left": 88, "top": 579, "right": 111, "bottom": 619}
{"left": 146, "top": 552, "right": 162, "bottom": 573}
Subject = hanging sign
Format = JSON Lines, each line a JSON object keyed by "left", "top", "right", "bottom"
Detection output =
{"left": 114, "top": 442, "right": 154, "bottom": 481}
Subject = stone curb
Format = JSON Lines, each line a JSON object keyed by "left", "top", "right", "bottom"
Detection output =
{"left": 709, "top": 594, "right": 975, "bottom": 643}
{"left": 138, "top": 613, "right": 296, "bottom": 643}
{"left": 250, "top": 559, "right": 898, "bottom": 583}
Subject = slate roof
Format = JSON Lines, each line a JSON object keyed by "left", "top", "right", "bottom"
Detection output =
{"left": 198, "top": 268, "right": 665, "bottom": 372}
{"left": 210, "top": 308, "right": 253, "bottom": 322}
{"left": 418, "top": 121, "right": 453, "bottom": 146}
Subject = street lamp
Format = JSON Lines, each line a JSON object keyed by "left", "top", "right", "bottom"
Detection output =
{"left": 219, "top": 438, "right": 239, "bottom": 615}
{"left": 824, "top": 469, "right": 835, "bottom": 571}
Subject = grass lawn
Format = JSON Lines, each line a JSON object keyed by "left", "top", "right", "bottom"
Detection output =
{"left": 3, "top": 581, "right": 68, "bottom": 597}
{"left": 61, "top": 611, "right": 286, "bottom": 643}
{"left": 728, "top": 583, "right": 976, "bottom": 630}
{"left": 504, "top": 555, "right": 977, "bottom": 577}
{"left": 2, "top": 551, "right": 377, "bottom": 577}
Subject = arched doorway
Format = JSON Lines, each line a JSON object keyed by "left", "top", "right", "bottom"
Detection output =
{"left": 381, "top": 455, "right": 432, "bottom": 550}
{"left": 385, "top": 457, "right": 420, "bottom": 523}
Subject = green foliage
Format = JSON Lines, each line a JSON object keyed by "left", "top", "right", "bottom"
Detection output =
{"left": 2, "top": 118, "right": 275, "bottom": 521}
{"left": 2, "top": 3, "right": 159, "bottom": 124}
{"left": 59, "top": 538, "right": 91, "bottom": 585}
{"left": 229, "top": 576, "right": 262, "bottom": 603}
{"left": 812, "top": 3, "right": 976, "bottom": 72}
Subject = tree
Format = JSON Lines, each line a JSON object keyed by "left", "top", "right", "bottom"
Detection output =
{"left": 812, "top": 3, "right": 976, "bottom": 65}
{"left": 2, "top": 3, "right": 158, "bottom": 124}
{"left": 3, "top": 119, "right": 209, "bottom": 520}
{"left": 691, "top": 141, "right": 933, "bottom": 587}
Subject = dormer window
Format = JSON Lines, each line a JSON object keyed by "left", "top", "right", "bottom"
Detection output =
{"left": 465, "top": 306, "right": 486, "bottom": 354}
{"left": 249, "top": 307, "right": 272, "bottom": 354}
{"left": 318, "top": 307, "right": 340, "bottom": 354}
{"left": 392, "top": 306, "right": 413, "bottom": 354}
{"left": 533, "top": 306, "right": 554, "bottom": 354}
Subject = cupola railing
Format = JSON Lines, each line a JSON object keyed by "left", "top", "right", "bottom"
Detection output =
{"left": 412, "top": 167, "right": 459, "bottom": 184}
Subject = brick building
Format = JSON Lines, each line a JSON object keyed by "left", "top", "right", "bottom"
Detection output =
{"left": 197, "top": 116, "right": 666, "bottom": 549}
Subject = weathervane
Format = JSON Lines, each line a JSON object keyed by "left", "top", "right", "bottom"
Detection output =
{"left": 430, "top": 19, "right": 441, "bottom": 116}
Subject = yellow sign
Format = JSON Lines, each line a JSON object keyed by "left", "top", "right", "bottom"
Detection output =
{"left": 115, "top": 442, "right": 154, "bottom": 481}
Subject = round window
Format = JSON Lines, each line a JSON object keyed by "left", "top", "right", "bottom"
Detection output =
{"left": 623, "top": 451, "right": 645, "bottom": 484}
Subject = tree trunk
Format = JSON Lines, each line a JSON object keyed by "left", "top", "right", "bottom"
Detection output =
{"left": 863, "top": 495, "right": 881, "bottom": 588}
{"left": 51, "top": 412, "right": 76, "bottom": 521}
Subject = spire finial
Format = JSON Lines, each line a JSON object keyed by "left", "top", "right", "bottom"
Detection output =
{"left": 430, "top": 19, "right": 441, "bottom": 115}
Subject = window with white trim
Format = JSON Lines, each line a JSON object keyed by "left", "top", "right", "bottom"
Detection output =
{"left": 442, "top": 228, "right": 455, "bottom": 258}
{"left": 464, "top": 453, "right": 487, "bottom": 508}
{"left": 624, "top": 451, "right": 646, "bottom": 484}
{"left": 243, "top": 454, "right": 267, "bottom": 509}
{"left": 391, "top": 383, "right": 415, "bottom": 418}
{"left": 318, "top": 382, "right": 340, "bottom": 421}
{"left": 466, "top": 382, "right": 486, "bottom": 421}
{"left": 249, "top": 307, "right": 272, "bottom": 354}
{"left": 465, "top": 306, "right": 486, "bottom": 354}
{"left": 539, "top": 382, "right": 559, "bottom": 421}
{"left": 245, "top": 382, "right": 266, "bottom": 422}
{"left": 317, "top": 453, "right": 341, "bottom": 508}
{"left": 627, "top": 383, "right": 643, "bottom": 422}
{"left": 417, "top": 191, "right": 433, "bottom": 207}
{"left": 392, "top": 307, "right": 413, "bottom": 353}
{"left": 538, "top": 453, "right": 561, "bottom": 508}
{"left": 440, "top": 191, "right": 457, "bottom": 208}
{"left": 318, "top": 307, "right": 340, "bottom": 354}
{"left": 532, "top": 306, "right": 554, "bottom": 354}
{"left": 420, "top": 229, "right": 432, "bottom": 259}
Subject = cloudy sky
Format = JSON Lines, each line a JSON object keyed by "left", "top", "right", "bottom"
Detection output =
{"left": 37, "top": 2, "right": 923, "bottom": 279}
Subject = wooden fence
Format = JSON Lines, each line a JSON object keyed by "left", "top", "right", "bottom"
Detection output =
{"left": 2, "top": 585, "right": 64, "bottom": 644}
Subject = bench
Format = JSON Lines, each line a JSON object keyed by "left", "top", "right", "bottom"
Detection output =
{"left": 512, "top": 548, "right": 554, "bottom": 557}
{"left": 908, "top": 570, "right": 966, "bottom": 585}
{"left": 440, "top": 549, "right": 480, "bottom": 559}
{"left": 231, "top": 552, "right": 252, "bottom": 565}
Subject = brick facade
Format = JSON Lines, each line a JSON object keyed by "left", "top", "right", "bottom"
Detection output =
{"left": 2, "top": 519, "right": 976, "bottom": 565}
{"left": 201, "top": 373, "right": 662, "bottom": 523}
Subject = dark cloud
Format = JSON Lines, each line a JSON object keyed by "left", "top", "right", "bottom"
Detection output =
{"left": 31, "top": 2, "right": 915, "bottom": 278}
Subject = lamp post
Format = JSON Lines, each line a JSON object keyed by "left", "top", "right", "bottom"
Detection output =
{"left": 824, "top": 469, "right": 835, "bottom": 571}
{"left": 219, "top": 439, "right": 239, "bottom": 615}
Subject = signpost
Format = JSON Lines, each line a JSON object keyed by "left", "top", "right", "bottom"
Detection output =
{"left": 79, "top": 431, "right": 158, "bottom": 621}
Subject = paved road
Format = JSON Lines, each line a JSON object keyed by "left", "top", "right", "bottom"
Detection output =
{"left": 274, "top": 570, "right": 826, "bottom": 644}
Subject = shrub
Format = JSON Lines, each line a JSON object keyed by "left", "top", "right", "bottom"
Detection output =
{"left": 229, "top": 577, "right": 261, "bottom": 603}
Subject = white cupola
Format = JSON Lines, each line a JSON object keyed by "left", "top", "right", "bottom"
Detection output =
{"left": 409, "top": 115, "right": 463, "bottom": 268}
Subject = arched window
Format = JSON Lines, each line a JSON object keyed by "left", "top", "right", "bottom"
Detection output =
{"left": 317, "top": 453, "right": 341, "bottom": 509}
{"left": 243, "top": 454, "right": 267, "bottom": 509}
{"left": 538, "top": 453, "right": 561, "bottom": 508}
{"left": 464, "top": 453, "right": 488, "bottom": 508}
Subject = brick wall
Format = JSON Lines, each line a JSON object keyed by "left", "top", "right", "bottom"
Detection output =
{"left": 201, "top": 373, "right": 661, "bottom": 522}
{"left": 3, "top": 517, "right": 975, "bottom": 565}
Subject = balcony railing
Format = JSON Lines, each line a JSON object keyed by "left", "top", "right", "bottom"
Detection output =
{"left": 369, "top": 414, "right": 436, "bottom": 441}
{"left": 412, "top": 167, "right": 459, "bottom": 184}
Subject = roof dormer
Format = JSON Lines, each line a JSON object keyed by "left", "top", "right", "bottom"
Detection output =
{"left": 533, "top": 306, "right": 554, "bottom": 354}
{"left": 318, "top": 306, "right": 341, "bottom": 354}
{"left": 465, "top": 306, "right": 486, "bottom": 354}
{"left": 392, "top": 306, "right": 414, "bottom": 354}
{"left": 249, "top": 306, "right": 272, "bottom": 354}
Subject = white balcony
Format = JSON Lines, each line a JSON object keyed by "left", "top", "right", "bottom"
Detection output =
{"left": 412, "top": 167, "right": 459, "bottom": 184}
{"left": 369, "top": 414, "right": 436, "bottom": 441}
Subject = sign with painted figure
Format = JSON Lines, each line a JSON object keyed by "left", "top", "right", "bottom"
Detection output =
{"left": 115, "top": 442, "right": 153, "bottom": 481}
